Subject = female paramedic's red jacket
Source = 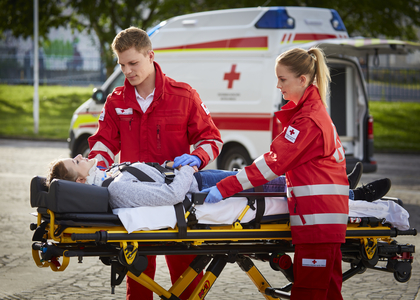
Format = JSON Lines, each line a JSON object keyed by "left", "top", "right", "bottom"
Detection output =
{"left": 216, "top": 85, "right": 349, "bottom": 244}
{"left": 88, "top": 62, "right": 223, "bottom": 169}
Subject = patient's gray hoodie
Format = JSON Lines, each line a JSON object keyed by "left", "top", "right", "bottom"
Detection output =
{"left": 87, "top": 163, "right": 199, "bottom": 209}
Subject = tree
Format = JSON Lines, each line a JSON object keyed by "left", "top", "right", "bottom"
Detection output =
{"left": 1, "top": 0, "right": 419, "bottom": 77}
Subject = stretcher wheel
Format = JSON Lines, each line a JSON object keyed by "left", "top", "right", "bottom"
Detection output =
{"left": 394, "top": 270, "right": 411, "bottom": 283}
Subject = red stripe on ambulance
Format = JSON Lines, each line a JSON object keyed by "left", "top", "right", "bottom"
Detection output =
{"left": 211, "top": 113, "right": 271, "bottom": 131}
{"left": 154, "top": 37, "right": 268, "bottom": 50}
{"left": 294, "top": 33, "right": 337, "bottom": 41}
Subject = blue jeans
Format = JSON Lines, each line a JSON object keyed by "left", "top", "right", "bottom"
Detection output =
{"left": 194, "top": 170, "right": 287, "bottom": 192}
{"left": 194, "top": 170, "right": 354, "bottom": 199}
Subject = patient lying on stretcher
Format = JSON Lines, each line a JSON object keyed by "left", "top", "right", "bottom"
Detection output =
{"left": 46, "top": 155, "right": 392, "bottom": 209}
{"left": 43, "top": 155, "right": 411, "bottom": 232}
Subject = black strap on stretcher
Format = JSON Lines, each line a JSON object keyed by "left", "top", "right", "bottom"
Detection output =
{"left": 251, "top": 185, "right": 265, "bottom": 229}
{"left": 102, "top": 162, "right": 191, "bottom": 238}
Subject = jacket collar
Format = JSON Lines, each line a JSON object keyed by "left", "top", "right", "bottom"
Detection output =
{"left": 274, "top": 84, "right": 320, "bottom": 126}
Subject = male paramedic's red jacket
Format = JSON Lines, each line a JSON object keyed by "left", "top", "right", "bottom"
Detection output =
{"left": 88, "top": 62, "right": 223, "bottom": 169}
{"left": 217, "top": 85, "right": 349, "bottom": 244}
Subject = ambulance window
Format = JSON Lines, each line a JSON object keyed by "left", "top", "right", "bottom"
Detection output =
{"left": 255, "top": 8, "right": 295, "bottom": 29}
{"left": 329, "top": 65, "right": 347, "bottom": 136}
{"left": 107, "top": 72, "right": 125, "bottom": 94}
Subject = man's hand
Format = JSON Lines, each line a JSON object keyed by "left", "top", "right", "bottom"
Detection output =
{"left": 201, "top": 186, "right": 224, "bottom": 203}
{"left": 166, "top": 160, "right": 198, "bottom": 172}
{"left": 173, "top": 154, "right": 202, "bottom": 168}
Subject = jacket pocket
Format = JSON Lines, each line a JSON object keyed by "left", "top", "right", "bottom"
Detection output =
{"left": 119, "top": 116, "right": 134, "bottom": 131}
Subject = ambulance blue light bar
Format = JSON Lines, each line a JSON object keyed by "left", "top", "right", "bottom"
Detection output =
{"left": 147, "top": 21, "right": 168, "bottom": 37}
{"left": 330, "top": 9, "right": 346, "bottom": 31}
{"left": 255, "top": 7, "right": 295, "bottom": 29}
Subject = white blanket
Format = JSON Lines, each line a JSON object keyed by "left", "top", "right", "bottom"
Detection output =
{"left": 113, "top": 198, "right": 410, "bottom": 233}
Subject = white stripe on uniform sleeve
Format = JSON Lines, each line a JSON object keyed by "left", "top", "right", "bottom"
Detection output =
{"left": 197, "top": 144, "right": 214, "bottom": 162}
{"left": 194, "top": 139, "right": 223, "bottom": 163}
{"left": 254, "top": 154, "right": 278, "bottom": 181}
{"left": 91, "top": 141, "right": 115, "bottom": 166}
{"left": 236, "top": 169, "right": 254, "bottom": 191}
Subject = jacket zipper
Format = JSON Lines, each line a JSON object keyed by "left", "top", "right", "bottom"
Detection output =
{"left": 129, "top": 118, "right": 132, "bottom": 131}
{"left": 291, "top": 190, "right": 306, "bottom": 225}
{"left": 157, "top": 124, "right": 161, "bottom": 149}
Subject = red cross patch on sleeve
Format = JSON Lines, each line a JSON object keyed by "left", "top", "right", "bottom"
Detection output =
{"left": 285, "top": 125, "right": 300, "bottom": 143}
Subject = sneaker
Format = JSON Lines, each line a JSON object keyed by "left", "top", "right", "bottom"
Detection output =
{"left": 347, "top": 162, "right": 363, "bottom": 189}
{"left": 353, "top": 178, "right": 392, "bottom": 201}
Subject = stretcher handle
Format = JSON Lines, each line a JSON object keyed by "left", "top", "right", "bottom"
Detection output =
{"left": 391, "top": 228, "right": 417, "bottom": 236}
{"left": 71, "top": 231, "right": 108, "bottom": 242}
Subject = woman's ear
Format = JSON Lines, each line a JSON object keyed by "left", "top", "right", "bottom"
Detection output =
{"left": 76, "top": 176, "right": 87, "bottom": 184}
{"left": 300, "top": 75, "right": 308, "bottom": 86}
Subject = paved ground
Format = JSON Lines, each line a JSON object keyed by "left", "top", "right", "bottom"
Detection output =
{"left": 0, "top": 139, "right": 419, "bottom": 300}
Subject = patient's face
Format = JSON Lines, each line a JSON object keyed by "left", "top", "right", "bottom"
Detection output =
{"left": 62, "top": 154, "right": 96, "bottom": 179}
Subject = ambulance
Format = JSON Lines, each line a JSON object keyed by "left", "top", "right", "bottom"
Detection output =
{"left": 68, "top": 6, "right": 420, "bottom": 172}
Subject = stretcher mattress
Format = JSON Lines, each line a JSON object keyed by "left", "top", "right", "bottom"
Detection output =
{"left": 113, "top": 196, "right": 410, "bottom": 233}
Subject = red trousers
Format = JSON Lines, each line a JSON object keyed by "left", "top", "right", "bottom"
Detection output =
{"left": 127, "top": 254, "right": 204, "bottom": 300}
{"left": 291, "top": 243, "right": 343, "bottom": 300}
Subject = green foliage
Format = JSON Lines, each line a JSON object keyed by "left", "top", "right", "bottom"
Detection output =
{"left": 1, "top": 0, "right": 419, "bottom": 78}
{"left": 0, "top": 0, "right": 70, "bottom": 41}
{"left": 369, "top": 101, "right": 420, "bottom": 152}
{"left": 0, "top": 84, "right": 92, "bottom": 139}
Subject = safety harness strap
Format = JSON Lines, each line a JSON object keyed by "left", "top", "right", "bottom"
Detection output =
{"left": 174, "top": 202, "right": 187, "bottom": 239}
{"left": 253, "top": 186, "right": 265, "bottom": 229}
{"left": 145, "top": 162, "right": 175, "bottom": 184}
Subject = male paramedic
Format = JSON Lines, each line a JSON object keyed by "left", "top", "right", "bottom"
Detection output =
{"left": 88, "top": 26, "right": 223, "bottom": 300}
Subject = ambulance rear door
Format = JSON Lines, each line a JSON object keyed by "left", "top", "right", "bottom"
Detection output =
{"left": 293, "top": 38, "right": 420, "bottom": 172}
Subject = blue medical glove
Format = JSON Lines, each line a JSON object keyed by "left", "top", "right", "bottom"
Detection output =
{"left": 173, "top": 154, "right": 202, "bottom": 168}
{"left": 201, "top": 186, "right": 224, "bottom": 203}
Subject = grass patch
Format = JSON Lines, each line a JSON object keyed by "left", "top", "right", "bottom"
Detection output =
{"left": 0, "top": 84, "right": 419, "bottom": 153}
{"left": 0, "top": 84, "right": 93, "bottom": 140}
{"left": 369, "top": 101, "right": 420, "bottom": 153}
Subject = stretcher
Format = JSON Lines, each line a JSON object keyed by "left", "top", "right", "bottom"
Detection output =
{"left": 30, "top": 176, "right": 417, "bottom": 300}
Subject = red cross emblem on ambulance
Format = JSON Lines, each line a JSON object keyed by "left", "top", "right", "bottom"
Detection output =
{"left": 224, "top": 64, "right": 240, "bottom": 89}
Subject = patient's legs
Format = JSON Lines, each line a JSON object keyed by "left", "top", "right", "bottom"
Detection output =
{"left": 194, "top": 170, "right": 287, "bottom": 192}
{"left": 194, "top": 170, "right": 238, "bottom": 190}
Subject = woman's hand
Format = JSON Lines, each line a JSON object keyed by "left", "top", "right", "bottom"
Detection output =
{"left": 201, "top": 186, "right": 224, "bottom": 203}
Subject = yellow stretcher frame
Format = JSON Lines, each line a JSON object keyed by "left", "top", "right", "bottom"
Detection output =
{"left": 30, "top": 205, "right": 416, "bottom": 300}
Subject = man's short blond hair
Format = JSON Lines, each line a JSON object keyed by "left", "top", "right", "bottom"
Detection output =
{"left": 111, "top": 26, "right": 152, "bottom": 55}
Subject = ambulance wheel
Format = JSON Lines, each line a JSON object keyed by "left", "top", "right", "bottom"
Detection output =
{"left": 218, "top": 146, "right": 252, "bottom": 171}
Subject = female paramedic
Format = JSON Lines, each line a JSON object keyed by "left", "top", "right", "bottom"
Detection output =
{"left": 202, "top": 47, "right": 350, "bottom": 300}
